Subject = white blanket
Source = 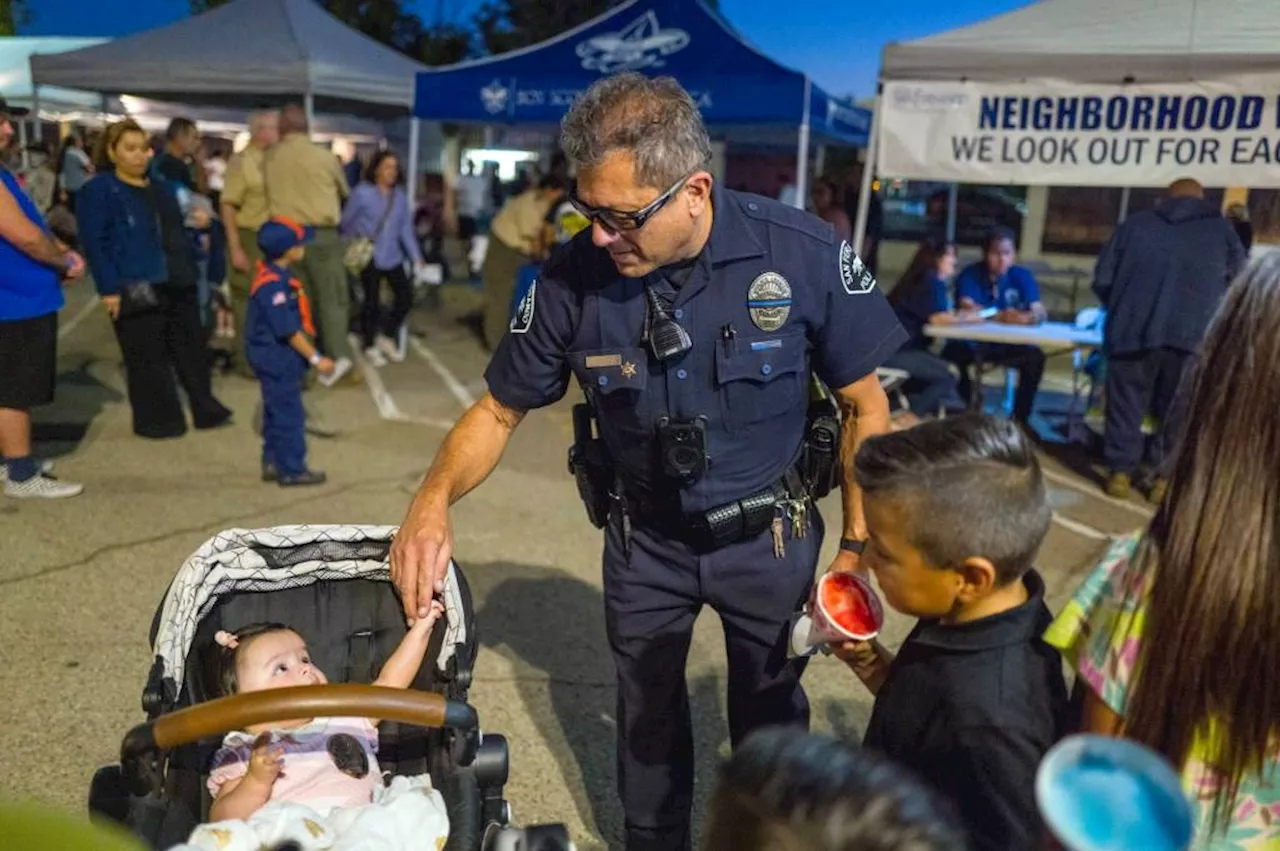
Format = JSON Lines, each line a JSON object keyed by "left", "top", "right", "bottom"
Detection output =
{"left": 170, "top": 774, "right": 450, "bottom": 851}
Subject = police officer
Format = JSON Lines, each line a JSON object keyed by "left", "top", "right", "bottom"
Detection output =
{"left": 390, "top": 73, "right": 905, "bottom": 851}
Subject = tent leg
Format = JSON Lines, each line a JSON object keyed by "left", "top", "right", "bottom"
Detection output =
{"left": 1118, "top": 186, "right": 1132, "bottom": 223}
{"left": 407, "top": 118, "right": 421, "bottom": 211}
{"left": 793, "top": 76, "right": 812, "bottom": 210}
{"left": 852, "top": 87, "right": 882, "bottom": 256}
{"left": 304, "top": 91, "right": 315, "bottom": 139}
{"left": 946, "top": 183, "right": 958, "bottom": 242}
{"left": 19, "top": 119, "right": 28, "bottom": 170}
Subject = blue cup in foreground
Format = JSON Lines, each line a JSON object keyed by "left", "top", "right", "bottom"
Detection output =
{"left": 1036, "top": 734, "right": 1194, "bottom": 851}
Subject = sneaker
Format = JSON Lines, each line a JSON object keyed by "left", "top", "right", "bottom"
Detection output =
{"left": 364, "top": 346, "right": 388, "bottom": 368}
{"left": 1147, "top": 477, "right": 1168, "bottom": 505}
{"left": 318, "top": 357, "right": 354, "bottom": 388}
{"left": 1105, "top": 472, "right": 1132, "bottom": 499}
{"left": 4, "top": 472, "right": 84, "bottom": 499}
{"left": 376, "top": 334, "right": 405, "bottom": 364}
{"left": 278, "top": 470, "right": 327, "bottom": 487}
{"left": 0, "top": 459, "right": 54, "bottom": 482}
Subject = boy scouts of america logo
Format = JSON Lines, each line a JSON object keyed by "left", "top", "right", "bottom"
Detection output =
{"left": 480, "top": 79, "right": 510, "bottom": 115}
{"left": 839, "top": 240, "right": 876, "bottom": 295}
{"left": 747, "top": 272, "right": 792, "bottom": 332}
{"left": 510, "top": 279, "right": 536, "bottom": 334}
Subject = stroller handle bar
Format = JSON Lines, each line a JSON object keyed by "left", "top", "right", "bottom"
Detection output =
{"left": 121, "top": 685, "right": 477, "bottom": 763}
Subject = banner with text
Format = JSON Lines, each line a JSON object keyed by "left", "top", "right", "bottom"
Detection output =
{"left": 880, "top": 78, "right": 1280, "bottom": 187}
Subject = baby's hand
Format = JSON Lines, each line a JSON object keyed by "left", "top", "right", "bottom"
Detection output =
{"left": 832, "top": 640, "right": 877, "bottom": 672}
{"left": 408, "top": 599, "right": 445, "bottom": 631}
{"left": 247, "top": 732, "right": 284, "bottom": 785}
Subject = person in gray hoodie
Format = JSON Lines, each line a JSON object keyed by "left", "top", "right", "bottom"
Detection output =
{"left": 1092, "top": 178, "right": 1245, "bottom": 501}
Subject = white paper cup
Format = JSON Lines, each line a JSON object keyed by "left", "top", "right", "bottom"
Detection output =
{"left": 810, "top": 571, "right": 884, "bottom": 644}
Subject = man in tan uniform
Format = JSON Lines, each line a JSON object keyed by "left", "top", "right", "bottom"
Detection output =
{"left": 482, "top": 174, "right": 565, "bottom": 350}
{"left": 220, "top": 109, "right": 278, "bottom": 379}
{"left": 263, "top": 103, "right": 358, "bottom": 378}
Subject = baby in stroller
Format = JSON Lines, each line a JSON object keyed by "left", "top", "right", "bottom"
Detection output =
{"left": 203, "top": 610, "right": 443, "bottom": 824}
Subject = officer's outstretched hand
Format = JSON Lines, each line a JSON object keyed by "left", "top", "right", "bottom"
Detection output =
{"left": 391, "top": 489, "right": 453, "bottom": 626}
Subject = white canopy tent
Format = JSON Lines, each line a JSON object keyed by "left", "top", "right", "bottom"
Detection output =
{"left": 854, "top": 0, "right": 1280, "bottom": 253}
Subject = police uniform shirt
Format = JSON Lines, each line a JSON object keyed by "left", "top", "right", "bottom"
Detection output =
{"left": 484, "top": 183, "right": 906, "bottom": 513}
{"left": 246, "top": 262, "right": 308, "bottom": 373}
{"left": 955, "top": 261, "right": 1041, "bottom": 312}
{"left": 862, "top": 570, "right": 1069, "bottom": 851}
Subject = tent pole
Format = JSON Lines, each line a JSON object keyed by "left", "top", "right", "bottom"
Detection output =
{"left": 407, "top": 117, "right": 421, "bottom": 211}
{"left": 31, "top": 84, "right": 42, "bottom": 143}
{"left": 852, "top": 86, "right": 882, "bottom": 256}
{"left": 1118, "top": 186, "right": 1132, "bottom": 223}
{"left": 19, "top": 118, "right": 28, "bottom": 171}
{"left": 945, "top": 183, "right": 958, "bottom": 242}
{"left": 304, "top": 91, "right": 315, "bottom": 139}
{"left": 793, "top": 76, "right": 811, "bottom": 210}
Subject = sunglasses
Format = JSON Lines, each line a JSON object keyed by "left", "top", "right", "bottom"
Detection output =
{"left": 569, "top": 171, "right": 694, "bottom": 234}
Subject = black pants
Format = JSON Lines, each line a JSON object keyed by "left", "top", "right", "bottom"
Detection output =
{"left": 359, "top": 264, "right": 413, "bottom": 349}
{"left": 1104, "top": 347, "right": 1192, "bottom": 476}
{"left": 882, "top": 347, "right": 965, "bottom": 417}
{"left": 605, "top": 509, "right": 822, "bottom": 851}
{"left": 112, "top": 285, "right": 229, "bottom": 439}
{"left": 943, "top": 340, "right": 1046, "bottom": 424}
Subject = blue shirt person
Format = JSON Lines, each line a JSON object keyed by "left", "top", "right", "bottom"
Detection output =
{"left": 882, "top": 237, "right": 967, "bottom": 417}
{"left": 389, "top": 74, "right": 904, "bottom": 851}
{"left": 246, "top": 217, "right": 334, "bottom": 487}
{"left": 941, "top": 228, "right": 1047, "bottom": 426}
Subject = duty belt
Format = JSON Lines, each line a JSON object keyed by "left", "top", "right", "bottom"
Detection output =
{"left": 622, "top": 467, "right": 808, "bottom": 553}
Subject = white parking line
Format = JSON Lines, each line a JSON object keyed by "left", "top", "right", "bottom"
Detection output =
{"left": 352, "top": 340, "right": 455, "bottom": 431}
{"left": 1052, "top": 512, "right": 1111, "bottom": 541}
{"left": 59, "top": 295, "right": 100, "bottom": 339}
{"left": 1041, "top": 467, "right": 1155, "bottom": 518}
{"left": 410, "top": 337, "right": 476, "bottom": 409}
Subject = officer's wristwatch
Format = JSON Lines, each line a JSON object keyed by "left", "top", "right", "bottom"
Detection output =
{"left": 839, "top": 537, "right": 867, "bottom": 555}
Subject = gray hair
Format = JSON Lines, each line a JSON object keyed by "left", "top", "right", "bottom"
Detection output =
{"left": 560, "top": 73, "right": 712, "bottom": 189}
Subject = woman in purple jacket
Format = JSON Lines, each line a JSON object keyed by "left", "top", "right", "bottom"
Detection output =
{"left": 339, "top": 151, "right": 423, "bottom": 366}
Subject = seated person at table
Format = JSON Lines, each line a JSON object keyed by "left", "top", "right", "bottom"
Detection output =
{"left": 835, "top": 414, "right": 1068, "bottom": 851}
{"left": 941, "top": 228, "right": 1047, "bottom": 427}
{"left": 883, "top": 236, "right": 975, "bottom": 417}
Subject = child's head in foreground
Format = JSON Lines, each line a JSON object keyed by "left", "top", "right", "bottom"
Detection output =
{"left": 210, "top": 622, "right": 328, "bottom": 698}
{"left": 257, "top": 217, "right": 311, "bottom": 266}
{"left": 703, "top": 726, "right": 967, "bottom": 851}
{"left": 854, "top": 414, "right": 1051, "bottom": 621}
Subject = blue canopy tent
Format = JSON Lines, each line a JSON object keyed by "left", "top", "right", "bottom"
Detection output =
{"left": 408, "top": 0, "right": 869, "bottom": 207}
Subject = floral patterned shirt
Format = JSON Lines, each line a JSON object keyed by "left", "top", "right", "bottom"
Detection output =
{"left": 1044, "top": 532, "right": 1280, "bottom": 849}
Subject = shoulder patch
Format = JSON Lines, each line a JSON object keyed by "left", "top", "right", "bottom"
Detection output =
{"left": 839, "top": 241, "right": 877, "bottom": 295}
{"left": 739, "top": 193, "right": 836, "bottom": 245}
{"left": 510, "top": 279, "right": 537, "bottom": 334}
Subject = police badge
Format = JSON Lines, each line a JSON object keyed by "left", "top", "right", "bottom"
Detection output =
{"left": 747, "top": 272, "right": 792, "bottom": 332}
{"left": 839, "top": 240, "right": 876, "bottom": 296}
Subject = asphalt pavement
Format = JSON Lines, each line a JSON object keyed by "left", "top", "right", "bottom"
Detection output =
{"left": 0, "top": 279, "right": 1155, "bottom": 849}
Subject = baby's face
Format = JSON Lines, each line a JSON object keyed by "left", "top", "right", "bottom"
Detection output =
{"left": 235, "top": 630, "right": 328, "bottom": 694}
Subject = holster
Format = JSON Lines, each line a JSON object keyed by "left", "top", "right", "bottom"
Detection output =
{"left": 567, "top": 401, "right": 614, "bottom": 529}
{"left": 800, "top": 377, "right": 842, "bottom": 500}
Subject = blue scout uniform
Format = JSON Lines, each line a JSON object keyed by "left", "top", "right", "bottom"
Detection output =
{"left": 485, "top": 182, "right": 906, "bottom": 850}
{"left": 246, "top": 221, "right": 315, "bottom": 477}
{"left": 944, "top": 261, "right": 1046, "bottom": 423}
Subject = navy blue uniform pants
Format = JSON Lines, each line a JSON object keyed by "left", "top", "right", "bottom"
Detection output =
{"left": 604, "top": 508, "right": 823, "bottom": 851}
{"left": 255, "top": 362, "right": 307, "bottom": 476}
{"left": 1104, "top": 347, "right": 1192, "bottom": 476}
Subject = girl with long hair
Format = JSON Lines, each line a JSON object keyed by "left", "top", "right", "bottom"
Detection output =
{"left": 1045, "top": 253, "right": 1280, "bottom": 848}
{"left": 880, "top": 236, "right": 975, "bottom": 417}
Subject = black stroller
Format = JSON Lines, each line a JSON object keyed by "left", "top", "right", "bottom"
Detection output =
{"left": 88, "top": 524, "right": 571, "bottom": 851}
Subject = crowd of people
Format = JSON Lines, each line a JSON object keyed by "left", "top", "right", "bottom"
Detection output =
{"left": 3, "top": 68, "right": 1279, "bottom": 851}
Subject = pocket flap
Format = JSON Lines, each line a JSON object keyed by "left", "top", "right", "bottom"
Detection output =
{"left": 568, "top": 347, "right": 649, "bottom": 395}
{"left": 716, "top": 331, "right": 806, "bottom": 385}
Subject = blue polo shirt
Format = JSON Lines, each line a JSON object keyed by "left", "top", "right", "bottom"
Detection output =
{"left": 954, "top": 262, "right": 1041, "bottom": 312}
{"left": 484, "top": 183, "right": 906, "bottom": 512}
{"left": 893, "top": 275, "right": 951, "bottom": 350}
{"left": 0, "top": 169, "right": 64, "bottom": 322}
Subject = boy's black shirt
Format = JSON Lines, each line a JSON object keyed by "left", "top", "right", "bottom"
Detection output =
{"left": 863, "top": 569, "right": 1068, "bottom": 851}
